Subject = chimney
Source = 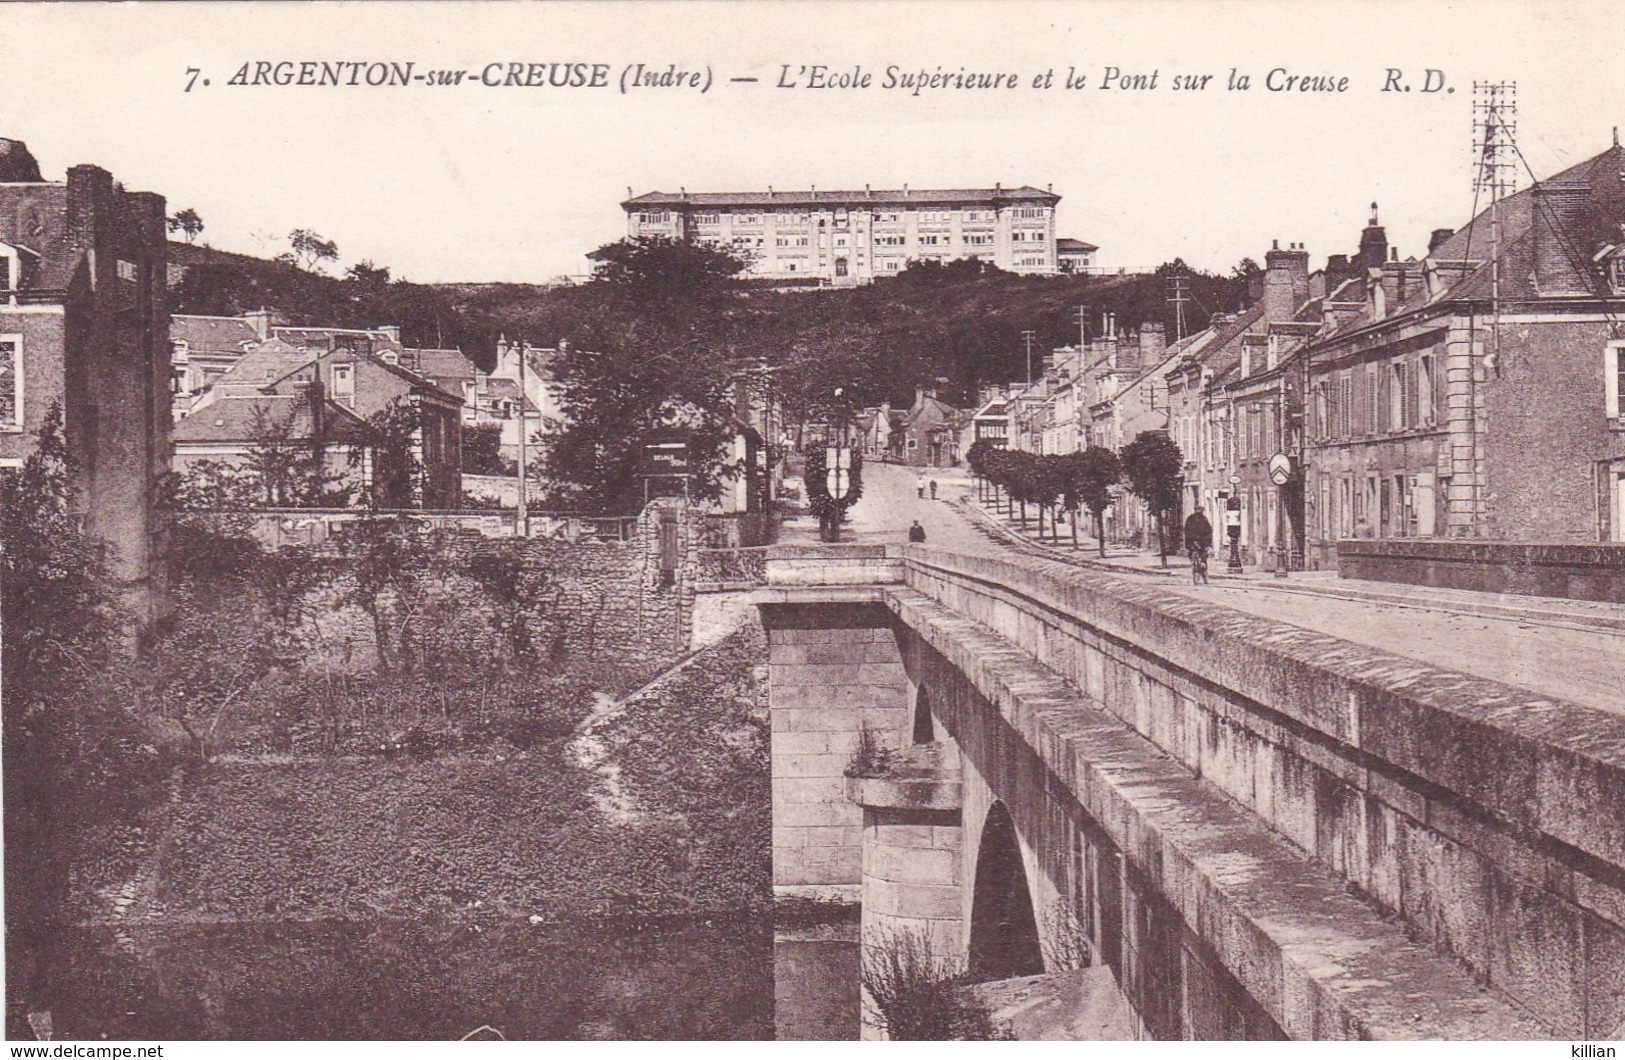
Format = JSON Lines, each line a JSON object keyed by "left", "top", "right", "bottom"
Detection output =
{"left": 1429, "top": 228, "right": 1456, "bottom": 255}
{"left": 243, "top": 308, "right": 273, "bottom": 340}
{"left": 1118, "top": 332, "right": 1142, "bottom": 371}
{"left": 1139, "top": 321, "right": 1166, "bottom": 364}
{"left": 1380, "top": 251, "right": 1415, "bottom": 308}
{"left": 1358, "top": 203, "right": 1388, "bottom": 272}
{"left": 1325, "top": 253, "right": 1353, "bottom": 290}
{"left": 1534, "top": 177, "right": 1592, "bottom": 294}
{"left": 307, "top": 377, "right": 326, "bottom": 455}
{"left": 1263, "top": 240, "right": 1310, "bottom": 324}
{"left": 903, "top": 183, "right": 910, "bottom": 198}
{"left": 811, "top": 185, "right": 817, "bottom": 200}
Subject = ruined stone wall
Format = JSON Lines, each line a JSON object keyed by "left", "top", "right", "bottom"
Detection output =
{"left": 293, "top": 501, "right": 697, "bottom": 670}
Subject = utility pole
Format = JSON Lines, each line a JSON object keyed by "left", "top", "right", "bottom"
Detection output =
{"left": 1074, "top": 305, "right": 1090, "bottom": 351}
{"left": 1165, "top": 270, "right": 1190, "bottom": 341}
{"left": 1471, "top": 80, "right": 1517, "bottom": 534}
{"left": 1022, "top": 329, "right": 1036, "bottom": 387}
{"left": 1474, "top": 81, "right": 1517, "bottom": 370}
{"left": 516, "top": 338, "right": 529, "bottom": 536}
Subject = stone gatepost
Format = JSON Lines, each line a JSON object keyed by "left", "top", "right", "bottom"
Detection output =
{"left": 846, "top": 746, "right": 964, "bottom": 1041}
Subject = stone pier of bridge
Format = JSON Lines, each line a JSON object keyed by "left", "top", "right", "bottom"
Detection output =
{"left": 752, "top": 543, "right": 1625, "bottom": 1040}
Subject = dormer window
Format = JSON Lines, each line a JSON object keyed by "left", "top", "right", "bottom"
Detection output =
{"left": 0, "top": 242, "right": 34, "bottom": 305}
{"left": 332, "top": 363, "right": 355, "bottom": 408}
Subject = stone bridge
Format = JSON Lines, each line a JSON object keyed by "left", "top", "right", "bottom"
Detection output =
{"left": 752, "top": 544, "right": 1625, "bottom": 1040}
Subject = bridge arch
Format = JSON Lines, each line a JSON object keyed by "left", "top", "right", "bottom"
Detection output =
{"left": 968, "top": 800, "right": 1043, "bottom": 982}
{"left": 911, "top": 685, "right": 935, "bottom": 744}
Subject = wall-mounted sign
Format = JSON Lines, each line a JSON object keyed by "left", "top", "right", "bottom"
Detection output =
{"left": 1268, "top": 452, "right": 1293, "bottom": 486}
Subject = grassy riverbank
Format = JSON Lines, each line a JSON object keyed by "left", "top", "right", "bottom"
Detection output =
{"left": 78, "top": 620, "right": 770, "bottom": 926}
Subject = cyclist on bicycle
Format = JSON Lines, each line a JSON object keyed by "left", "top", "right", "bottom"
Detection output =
{"left": 1183, "top": 508, "right": 1214, "bottom": 585}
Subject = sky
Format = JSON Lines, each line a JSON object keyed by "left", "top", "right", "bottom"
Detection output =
{"left": 2, "top": 0, "right": 1623, "bottom": 284}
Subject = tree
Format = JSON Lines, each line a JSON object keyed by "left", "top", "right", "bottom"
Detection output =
{"left": 243, "top": 396, "right": 352, "bottom": 508}
{"left": 965, "top": 438, "right": 996, "bottom": 504}
{"left": 804, "top": 445, "right": 864, "bottom": 542}
{"left": 1064, "top": 447, "right": 1121, "bottom": 557}
{"left": 166, "top": 207, "right": 204, "bottom": 244}
{"left": 1030, "top": 454, "right": 1064, "bottom": 542}
{"left": 1118, "top": 430, "right": 1184, "bottom": 566}
{"left": 333, "top": 514, "right": 431, "bottom": 673}
{"left": 1232, "top": 257, "right": 1263, "bottom": 281}
{"left": 360, "top": 398, "right": 423, "bottom": 510}
{"left": 345, "top": 259, "right": 392, "bottom": 289}
{"left": 1, "top": 405, "right": 166, "bottom": 1013}
{"left": 540, "top": 237, "right": 750, "bottom": 514}
{"left": 461, "top": 422, "right": 512, "bottom": 477}
{"left": 284, "top": 228, "right": 340, "bottom": 273}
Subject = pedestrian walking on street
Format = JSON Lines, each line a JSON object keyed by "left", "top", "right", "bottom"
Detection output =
{"left": 929, "top": 479, "right": 938, "bottom": 500}
{"left": 917, "top": 481, "right": 926, "bottom": 499}
{"left": 908, "top": 520, "right": 927, "bottom": 543}
{"left": 1183, "top": 508, "right": 1214, "bottom": 585}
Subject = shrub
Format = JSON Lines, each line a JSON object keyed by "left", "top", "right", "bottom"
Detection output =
{"left": 843, "top": 725, "right": 895, "bottom": 778}
{"left": 863, "top": 928, "right": 1012, "bottom": 1040}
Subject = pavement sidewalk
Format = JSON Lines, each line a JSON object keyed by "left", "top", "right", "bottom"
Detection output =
{"left": 962, "top": 498, "right": 1625, "bottom": 634}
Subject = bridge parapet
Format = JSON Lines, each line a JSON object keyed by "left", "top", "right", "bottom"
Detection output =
{"left": 899, "top": 545, "right": 1625, "bottom": 1038}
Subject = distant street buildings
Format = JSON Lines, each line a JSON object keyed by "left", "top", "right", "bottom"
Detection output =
{"left": 621, "top": 184, "right": 1092, "bottom": 284}
{"left": 991, "top": 136, "right": 1625, "bottom": 581}
{"left": 174, "top": 321, "right": 466, "bottom": 509}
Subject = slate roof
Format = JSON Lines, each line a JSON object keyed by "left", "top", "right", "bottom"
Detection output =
{"left": 404, "top": 347, "right": 478, "bottom": 384}
{"left": 483, "top": 377, "right": 539, "bottom": 413}
{"left": 273, "top": 326, "right": 406, "bottom": 357}
{"left": 1320, "top": 142, "right": 1625, "bottom": 339}
{"left": 171, "top": 315, "right": 263, "bottom": 358}
{"left": 172, "top": 394, "right": 367, "bottom": 444}
{"left": 209, "top": 338, "right": 318, "bottom": 393}
{"left": 623, "top": 186, "right": 1060, "bottom": 209}
{"left": 1057, "top": 238, "right": 1099, "bottom": 253}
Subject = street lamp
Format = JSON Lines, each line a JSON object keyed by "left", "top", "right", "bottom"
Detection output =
{"left": 1225, "top": 474, "right": 1244, "bottom": 573}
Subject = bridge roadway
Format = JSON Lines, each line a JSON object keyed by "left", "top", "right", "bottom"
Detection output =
{"left": 798, "top": 462, "right": 1624, "bottom": 715}
{"left": 765, "top": 471, "right": 1625, "bottom": 1038}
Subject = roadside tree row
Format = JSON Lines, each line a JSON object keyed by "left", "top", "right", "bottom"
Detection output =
{"left": 965, "top": 430, "right": 1185, "bottom": 564}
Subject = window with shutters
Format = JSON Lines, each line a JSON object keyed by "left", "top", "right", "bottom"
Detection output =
{"left": 1419, "top": 354, "right": 1437, "bottom": 425}
{"left": 1390, "top": 362, "right": 1407, "bottom": 430}
{"left": 1607, "top": 340, "right": 1625, "bottom": 421}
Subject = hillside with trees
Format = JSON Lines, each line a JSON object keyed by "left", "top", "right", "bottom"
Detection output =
{"left": 169, "top": 238, "right": 1254, "bottom": 406}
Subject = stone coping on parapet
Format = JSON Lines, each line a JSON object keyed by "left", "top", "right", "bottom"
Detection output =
{"left": 887, "top": 586, "right": 1547, "bottom": 1040}
{"left": 899, "top": 546, "right": 1625, "bottom": 877}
